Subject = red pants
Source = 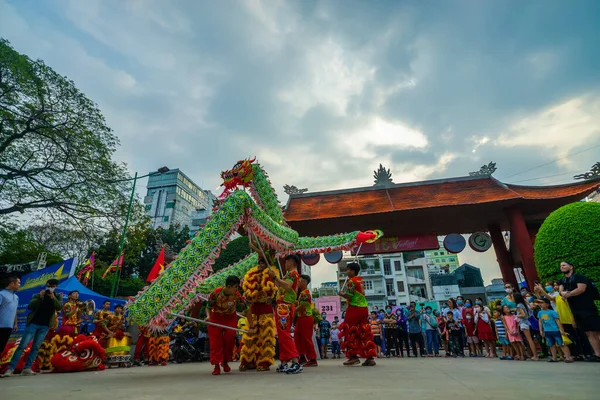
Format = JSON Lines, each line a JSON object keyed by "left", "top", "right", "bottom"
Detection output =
{"left": 134, "top": 335, "right": 150, "bottom": 360}
{"left": 294, "top": 316, "right": 317, "bottom": 361}
{"left": 339, "top": 306, "right": 377, "bottom": 359}
{"left": 208, "top": 313, "right": 237, "bottom": 365}
{"left": 275, "top": 303, "right": 298, "bottom": 362}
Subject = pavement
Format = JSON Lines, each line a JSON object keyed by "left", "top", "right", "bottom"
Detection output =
{"left": 2, "top": 357, "right": 599, "bottom": 400}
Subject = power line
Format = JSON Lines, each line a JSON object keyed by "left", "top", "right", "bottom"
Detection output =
{"left": 500, "top": 143, "right": 600, "bottom": 180}
{"left": 508, "top": 170, "right": 586, "bottom": 184}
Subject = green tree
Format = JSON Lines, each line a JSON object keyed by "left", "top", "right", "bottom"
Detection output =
{"left": 212, "top": 236, "right": 251, "bottom": 272}
{"left": 0, "top": 39, "right": 130, "bottom": 226}
{"left": 0, "top": 223, "right": 62, "bottom": 266}
{"left": 534, "top": 202, "right": 600, "bottom": 285}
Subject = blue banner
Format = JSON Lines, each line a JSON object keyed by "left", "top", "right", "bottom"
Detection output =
{"left": 19, "top": 258, "right": 77, "bottom": 291}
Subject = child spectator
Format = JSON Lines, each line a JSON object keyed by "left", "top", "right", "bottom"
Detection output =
{"left": 503, "top": 305, "right": 525, "bottom": 360}
{"left": 445, "top": 311, "right": 462, "bottom": 357}
{"left": 474, "top": 298, "right": 496, "bottom": 357}
{"left": 494, "top": 309, "right": 511, "bottom": 360}
{"left": 464, "top": 310, "right": 480, "bottom": 357}
{"left": 330, "top": 322, "right": 341, "bottom": 359}
{"left": 514, "top": 292, "right": 539, "bottom": 361}
{"left": 369, "top": 311, "right": 382, "bottom": 357}
{"left": 537, "top": 298, "right": 574, "bottom": 363}
{"left": 436, "top": 310, "right": 447, "bottom": 354}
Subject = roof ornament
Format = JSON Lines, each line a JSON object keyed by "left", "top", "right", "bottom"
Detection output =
{"left": 373, "top": 164, "right": 393, "bottom": 186}
{"left": 283, "top": 184, "right": 308, "bottom": 195}
{"left": 469, "top": 161, "right": 497, "bottom": 177}
{"left": 574, "top": 162, "right": 600, "bottom": 181}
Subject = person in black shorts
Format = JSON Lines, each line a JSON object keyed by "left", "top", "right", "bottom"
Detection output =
{"left": 559, "top": 261, "right": 600, "bottom": 360}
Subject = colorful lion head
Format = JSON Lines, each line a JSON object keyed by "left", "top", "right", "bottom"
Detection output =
{"left": 50, "top": 335, "right": 106, "bottom": 373}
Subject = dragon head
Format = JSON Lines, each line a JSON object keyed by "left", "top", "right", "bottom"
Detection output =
{"left": 220, "top": 158, "right": 256, "bottom": 194}
{"left": 51, "top": 335, "right": 106, "bottom": 372}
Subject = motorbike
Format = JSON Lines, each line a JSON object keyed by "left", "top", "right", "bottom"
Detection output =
{"left": 170, "top": 325, "right": 206, "bottom": 363}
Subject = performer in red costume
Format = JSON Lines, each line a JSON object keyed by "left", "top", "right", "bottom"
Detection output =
{"left": 58, "top": 291, "right": 82, "bottom": 337}
{"left": 206, "top": 275, "right": 253, "bottom": 375}
{"left": 295, "top": 274, "right": 318, "bottom": 367}
{"left": 338, "top": 262, "right": 377, "bottom": 366}
{"left": 268, "top": 254, "right": 303, "bottom": 374}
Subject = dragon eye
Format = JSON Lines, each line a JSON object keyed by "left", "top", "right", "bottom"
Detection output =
{"left": 79, "top": 349, "right": 92, "bottom": 360}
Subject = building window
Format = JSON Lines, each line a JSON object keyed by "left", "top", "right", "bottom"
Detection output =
{"left": 383, "top": 260, "right": 391, "bottom": 275}
{"left": 163, "top": 216, "right": 169, "bottom": 222}
{"left": 442, "top": 258, "right": 446, "bottom": 262}
{"left": 449, "top": 257, "right": 456, "bottom": 262}
{"left": 364, "top": 281, "right": 373, "bottom": 291}
{"left": 386, "top": 281, "right": 395, "bottom": 296}
{"left": 397, "top": 281, "right": 405, "bottom": 292}
{"left": 394, "top": 260, "right": 402, "bottom": 272}
{"left": 166, "top": 202, "right": 175, "bottom": 208}
{"left": 145, "top": 205, "right": 151, "bottom": 211}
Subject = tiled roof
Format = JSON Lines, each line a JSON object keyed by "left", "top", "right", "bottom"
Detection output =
{"left": 284, "top": 176, "right": 600, "bottom": 222}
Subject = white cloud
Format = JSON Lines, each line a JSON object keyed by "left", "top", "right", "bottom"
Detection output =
{"left": 495, "top": 96, "right": 600, "bottom": 164}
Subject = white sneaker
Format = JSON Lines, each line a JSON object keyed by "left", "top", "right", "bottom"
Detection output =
{"left": 21, "top": 369, "right": 36, "bottom": 376}
{"left": 1, "top": 369, "right": 14, "bottom": 378}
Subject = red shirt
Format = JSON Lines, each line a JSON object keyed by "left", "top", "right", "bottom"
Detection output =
{"left": 208, "top": 287, "right": 246, "bottom": 315}
{"left": 464, "top": 317, "right": 476, "bottom": 336}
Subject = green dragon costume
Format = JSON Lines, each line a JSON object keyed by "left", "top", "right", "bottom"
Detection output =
{"left": 126, "top": 158, "right": 382, "bottom": 328}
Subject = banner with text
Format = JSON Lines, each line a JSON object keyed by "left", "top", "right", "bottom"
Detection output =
{"left": 351, "top": 233, "right": 439, "bottom": 255}
{"left": 19, "top": 258, "right": 77, "bottom": 291}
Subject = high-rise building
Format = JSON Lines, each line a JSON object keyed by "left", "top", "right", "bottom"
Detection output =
{"left": 337, "top": 252, "right": 434, "bottom": 311}
{"left": 144, "top": 169, "right": 217, "bottom": 233}
{"left": 425, "top": 241, "right": 460, "bottom": 273}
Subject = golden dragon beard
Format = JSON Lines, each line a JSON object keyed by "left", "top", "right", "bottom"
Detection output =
{"left": 242, "top": 266, "right": 278, "bottom": 303}
{"left": 239, "top": 313, "right": 276, "bottom": 369}
{"left": 239, "top": 265, "right": 279, "bottom": 370}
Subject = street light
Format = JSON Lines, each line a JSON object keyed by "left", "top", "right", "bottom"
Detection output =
{"left": 110, "top": 166, "right": 170, "bottom": 298}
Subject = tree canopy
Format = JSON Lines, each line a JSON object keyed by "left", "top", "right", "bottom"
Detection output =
{"left": 534, "top": 202, "right": 600, "bottom": 285}
{"left": 0, "top": 39, "right": 130, "bottom": 226}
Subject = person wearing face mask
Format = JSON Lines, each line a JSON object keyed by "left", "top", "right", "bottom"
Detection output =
{"left": 534, "top": 281, "right": 559, "bottom": 310}
{"left": 501, "top": 282, "right": 517, "bottom": 311}
{"left": 395, "top": 308, "right": 409, "bottom": 358}
{"left": 317, "top": 311, "right": 332, "bottom": 359}
{"left": 382, "top": 306, "right": 398, "bottom": 357}
{"left": 2, "top": 279, "right": 62, "bottom": 378}
{"left": 422, "top": 306, "right": 440, "bottom": 357}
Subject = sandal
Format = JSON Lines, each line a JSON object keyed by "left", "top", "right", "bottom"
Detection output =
{"left": 343, "top": 358, "right": 360, "bottom": 366}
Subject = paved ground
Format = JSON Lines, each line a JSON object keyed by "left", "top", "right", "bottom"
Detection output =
{"left": 2, "top": 357, "right": 599, "bottom": 400}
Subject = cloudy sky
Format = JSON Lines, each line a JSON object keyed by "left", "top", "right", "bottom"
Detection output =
{"left": 2, "top": 0, "right": 599, "bottom": 286}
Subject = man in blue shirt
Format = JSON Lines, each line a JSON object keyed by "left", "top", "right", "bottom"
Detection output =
{"left": 0, "top": 277, "right": 20, "bottom": 354}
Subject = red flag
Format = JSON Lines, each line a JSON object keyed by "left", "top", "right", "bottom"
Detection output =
{"left": 102, "top": 251, "right": 125, "bottom": 279}
{"left": 146, "top": 246, "right": 166, "bottom": 283}
{"left": 77, "top": 252, "right": 95, "bottom": 286}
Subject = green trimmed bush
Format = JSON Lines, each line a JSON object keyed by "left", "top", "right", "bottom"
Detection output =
{"left": 534, "top": 202, "right": 600, "bottom": 285}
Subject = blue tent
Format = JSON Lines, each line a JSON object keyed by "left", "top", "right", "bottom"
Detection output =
{"left": 13, "top": 276, "right": 125, "bottom": 336}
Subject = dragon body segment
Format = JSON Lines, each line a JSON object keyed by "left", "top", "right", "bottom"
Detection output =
{"left": 127, "top": 159, "right": 381, "bottom": 328}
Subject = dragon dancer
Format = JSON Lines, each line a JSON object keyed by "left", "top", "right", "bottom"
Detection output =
{"left": 206, "top": 275, "right": 253, "bottom": 375}
{"left": 338, "top": 262, "right": 377, "bottom": 366}
{"left": 268, "top": 254, "right": 302, "bottom": 374}
{"left": 239, "top": 255, "right": 279, "bottom": 372}
{"left": 58, "top": 291, "right": 82, "bottom": 337}
{"left": 295, "top": 274, "right": 318, "bottom": 367}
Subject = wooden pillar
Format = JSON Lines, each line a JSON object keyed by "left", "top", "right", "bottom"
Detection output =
{"left": 488, "top": 223, "right": 517, "bottom": 286}
{"left": 506, "top": 206, "right": 539, "bottom": 289}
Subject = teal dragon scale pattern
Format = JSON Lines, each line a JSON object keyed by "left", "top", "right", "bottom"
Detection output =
{"left": 126, "top": 159, "right": 381, "bottom": 327}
